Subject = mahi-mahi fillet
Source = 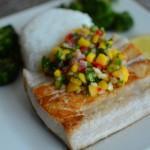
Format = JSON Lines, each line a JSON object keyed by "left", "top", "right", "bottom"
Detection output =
{"left": 23, "top": 60, "right": 150, "bottom": 150}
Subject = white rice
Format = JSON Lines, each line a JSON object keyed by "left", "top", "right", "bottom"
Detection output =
{"left": 21, "top": 8, "right": 93, "bottom": 71}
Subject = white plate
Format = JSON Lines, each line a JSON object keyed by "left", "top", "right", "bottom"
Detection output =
{"left": 0, "top": 0, "right": 150, "bottom": 150}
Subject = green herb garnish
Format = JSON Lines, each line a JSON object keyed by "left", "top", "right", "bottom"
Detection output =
{"left": 86, "top": 68, "right": 97, "bottom": 82}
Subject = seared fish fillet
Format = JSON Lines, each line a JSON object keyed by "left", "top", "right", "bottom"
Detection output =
{"left": 23, "top": 60, "right": 150, "bottom": 150}
{"left": 21, "top": 8, "right": 149, "bottom": 150}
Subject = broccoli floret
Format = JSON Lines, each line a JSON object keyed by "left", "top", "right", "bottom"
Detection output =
{"left": 0, "top": 25, "right": 22, "bottom": 86}
{"left": 69, "top": 0, "right": 83, "bottom": 11}
{"left": 81, "top": 0, "right": 115, "bottom": 29}
{"left": 81, "top": 0, "right": 113, "bottom": 17}
{"left": 0, "top": 58, "right": 20, "bottom": 85}
{"left": 0, "top": 25, "right": 20, "bottom": 58}
{"left": 93, "top": 11, "right": 115, "bottom": 29}
{"left": 109, "top": 12, "right": 134, "bottom": 32}
{"left": 60, "top": 0, "right": 83, "bottom": 11}
{"left": 60, "top": 0, "right": 134, "bottom": 32}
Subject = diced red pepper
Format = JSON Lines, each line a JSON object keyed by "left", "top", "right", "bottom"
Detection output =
{"left": 97, "top": 88, "right": 102, "bottom": 92}
{"left": 65, "top": 33, "right": 74, "bottom": 44}
{"left": 101, "top": 66, "right": 107, "bottom": 71}
{"left": 98, "top": 88, "right": 105, "bottom": 94}
{"left": 79, "top": 66, "right": 86, "bottom": 73}
{"left": 80, "top": 46, "right": 88, "bottom": 52}
{"left": 92, "top": 61, "right": 102, "bottom": 68}
{"left": 95, "top": 30, "right": 104, "bottom": 36}
{"left": 109, "top": 73, "right": 113, "bottom": 77}
{"left": 92, "top": 61, "right": 106, "bottom": 70}
{"left": 102, "top": 66, "right": 107, "bottom": 70}
{"left": 92, "top": 61, "right": 99, "bottom": 67}
{"left": 82, "top": 57, "right": 87, "bottom": 61}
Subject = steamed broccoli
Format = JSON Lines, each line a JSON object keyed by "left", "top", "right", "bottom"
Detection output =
{"left": 109, "top": 12, "right": 134, "bottom": 32}
{"left": 60, "top": 0, "right": 134, "bottom": 32}
{"left": 0, "top": 58, "right": 20, "bottom": 86}
{"left": 0, "top": 26, "right": 20, "bottom": 58}
{"left": 0, "top": 25, "right": 22, "bottom": 86}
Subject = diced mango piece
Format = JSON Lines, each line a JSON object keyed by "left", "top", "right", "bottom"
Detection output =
{"left": 98, "top": 80, "right": 108, "bottom": 90}
{"left": 112, "top": 66, "right": 129, "bottom": 83}
{"left": 112, "top": 70, "right": 120, "bottom": 78}
{"left": 70, "top": 77, "right": 82, "bottom": 86}
{"left": 121, "top": 66, "right": 129, "bottom": 82}
{"left": 82, "top": 28, "right": 90, "bottom": 35}
{"left": 78, "top": 37, "right": 91, "bottom": 47}
{"left": 108, "top": 49, "right": 119, "bottom": 59}
{"left": 96, "top": 53, "right": 109, "bottom": 66}
{"left": 118, "top": 53, "right": 126, "bottom": 60}
{"left": 93, "top": 34, "right": 99, "bottom": 43}
{"left": 88, "top": 84, "right": 98, "bottom": 97}
{"left": 75, "top": 28, "right": 90, "bottom": 36}
{"left": 86, "top": 52, "right": 96, "bottom": 63}
{"left": 71, "top": 64, "right": 79, "bottom": 73}
{"left": 54, "top": 69, "right": 62, "bottom": 77}
{"left": 67, "top": 82, "right": 80, "bottom": 92}
{"left": 99, "top": 41, "right": 106, "bottom": 49}
{"left": 63, "top": 49, "right": 70, "bottom": 55}
{"left": 78, "top": 73, "right": 86, "bottom": 83}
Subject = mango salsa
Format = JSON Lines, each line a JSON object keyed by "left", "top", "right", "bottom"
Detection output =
{"left": 42, "top": 25, "right": 129, "bottom": 96}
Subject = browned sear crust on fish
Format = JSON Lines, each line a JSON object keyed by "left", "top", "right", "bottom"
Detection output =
{"left": 122, "top": 43, "right": 143, "bottom": 61}
{"left": 33, "top": 60, "right": 150, "bottom": 134}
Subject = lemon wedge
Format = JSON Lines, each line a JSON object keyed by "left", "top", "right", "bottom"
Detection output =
{"left": 131, "top": 35, "right": 150, "bottom": 59}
